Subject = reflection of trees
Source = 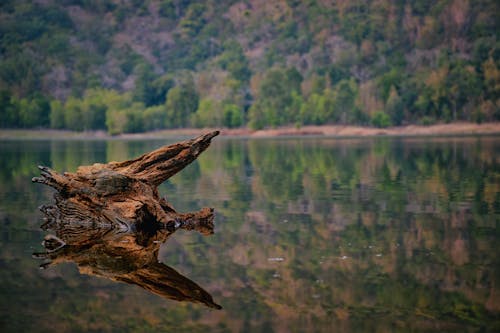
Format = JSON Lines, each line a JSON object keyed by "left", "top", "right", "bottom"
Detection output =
{"left": 230, "top": 137, "right": 500, "bottom": 330}
{"left": 158, "top": 136, "right": 500, "bottom": 331}
{"left": 1, "top": 138, "right": 500, "bottom": 332}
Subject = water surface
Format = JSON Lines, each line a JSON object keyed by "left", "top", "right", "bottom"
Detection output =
{"left": 1, "top": 136, "right": 499, "bottom": 332}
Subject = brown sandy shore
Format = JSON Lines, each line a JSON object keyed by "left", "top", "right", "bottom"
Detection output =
{"left": 1, "top": 122, "right": 500, "bottom": 140}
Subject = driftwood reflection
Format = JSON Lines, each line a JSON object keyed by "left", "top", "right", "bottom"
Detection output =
{"left": 32, "top": 132, "right": 221, "bottom": 309}
{"left": 33, "top": 206, "right": 221, "bottom": 309}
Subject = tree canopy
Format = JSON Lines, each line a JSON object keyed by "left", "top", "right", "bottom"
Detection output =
{"left": 0, "top": 0, "right": 498, "bottom": 134}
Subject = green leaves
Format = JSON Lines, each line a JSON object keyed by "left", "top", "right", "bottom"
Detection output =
{"left": 0, "top": 0, "right": 499, "bottom": 131}
{"left": 248, "top": 67, "right": 303, "bottom": 129}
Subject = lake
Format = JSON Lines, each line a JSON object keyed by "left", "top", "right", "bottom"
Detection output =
{"left": 1, "top": 135, "right": 499, "bottom": 332}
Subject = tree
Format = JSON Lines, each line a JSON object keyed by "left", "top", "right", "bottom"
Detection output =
{"left": 81, "top": 89, "right": 108, "bottom": 130}
{"left": 159, "top": 0, "right": 176, "bottom": 19}
{"left": 371, "top": 111, "right": 392, "bottom": 128}
{"left": 133, "top": 68, "right": 174, "bottom": 108}
{"left": 482, "top": 57, "right": 500, "bottom": 98}
{"left": 124, "top": 103, "right": 145, "bottom": 133}
{"left": 152, "top": 75, "right": 175, "bottom": 105}
{"left": 248, "top": 100, "right": 266, "bottom": 130}
{"left": 386, "top": 86, "right": 404, "bottom": 125}
{"left": 333, "top": 78, "right": 359, "bottom": 124}
{"left": 248, "top": 67, "right": 303, "bottom": 128}
{"left": 219, "top": 41, "right": 251, "bottom": 83}
{"left": 223, "top": 103, "right": 243, "bottom": 128}
{"left": 0, "top": 90, "right": 19, "bottom": 128}
{"left": 179, "top": 3, "right": 207, "bottom": 38}
{"left": 64, "top": 97, "right": 84, "bottom": 131}
{"left": 300, "top": 85, "right": 343, "bottom": 125}
{"left": 132, "top": 63, "right": 157, "bottom": 107}
{"left": 17, "top": 93, "right": 50, "bottom": 128}
{"left": 191, "top": 98, "right": 221, "bottom": 128}
{"left": 165, "top": 81, "right": 199, "bottom": 128}
{"left": 143, "top": 105, "right": 167, "bottom": 131}
{"left": 447, "top": 63, "right": 481, "bottom": 120}
{"left": 49, "top": 100, "right": 65, "bottom": 129}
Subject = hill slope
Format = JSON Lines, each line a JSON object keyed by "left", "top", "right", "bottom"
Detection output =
{"left": 0, "top": 0, "right": 499, "bottom": 133}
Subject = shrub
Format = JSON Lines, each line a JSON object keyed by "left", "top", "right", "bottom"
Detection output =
{"left": 371, "top": 111, "right": 392, "bottom": 128}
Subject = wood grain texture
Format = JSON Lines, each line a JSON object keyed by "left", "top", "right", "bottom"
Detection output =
{"left": 32, "top": 131, "right": 221, "bottom": 309}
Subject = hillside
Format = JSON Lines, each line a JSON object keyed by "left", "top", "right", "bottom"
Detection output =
{"left": 0, "top": 0, "right": 499, "bottom": 134}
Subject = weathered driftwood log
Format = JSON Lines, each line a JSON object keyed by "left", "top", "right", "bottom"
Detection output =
{"left": 32, "top": 131, "right": 221, "bottom": 309}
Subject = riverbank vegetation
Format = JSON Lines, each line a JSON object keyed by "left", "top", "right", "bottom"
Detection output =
{"left": 0, "top": 0, "right": 498, "bottom": 134}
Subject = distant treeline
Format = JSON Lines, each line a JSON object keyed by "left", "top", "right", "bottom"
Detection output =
{"left": 0, "top": 0, "right": 499, "bottom": 134}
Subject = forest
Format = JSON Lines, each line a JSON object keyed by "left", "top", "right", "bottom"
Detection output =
{"left": 0, "top": 0, "right": 499, "bottom": 134}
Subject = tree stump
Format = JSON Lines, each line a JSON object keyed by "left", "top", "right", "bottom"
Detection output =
{"left": 32, "top": 131, "right": 221, "bottom": 309}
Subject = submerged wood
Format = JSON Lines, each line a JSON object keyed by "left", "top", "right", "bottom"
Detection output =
{"left": 32, "top": 131, "right": 221, "bottom": 309}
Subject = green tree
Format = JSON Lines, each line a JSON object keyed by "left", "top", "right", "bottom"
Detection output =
{"left": 223, "top": 103, "right": 243, "bottom": 128}
{"left": 143, "top": 105, "right": 167, "bottom": 131}
{"left": 133, "top": 69, "right": 174, "bottom": 107}
{"left": 104, "top": 91, "right": 138, "bottom": 135}
{"left": 152, "top": 75, "right": 175, "bottom": 105}
{"left": 49, "top": 99, "right": 65, "bottom": 129}
{"left": 248, "top": 67, "right": 303, "bottom": 129}
{"left": 17, "top": 93, "right": 50, "bottom": 128}
{"left": 159, "top": 0, "right": 176, "bottom": 19}
{"left": 132, "top": 63, "right": 158, "bottom": 107}
{"left": 0, "top": 90, "right": 19, "bottom": 128}
{"left": 81, "top": 89, "right": 108, "bottom": 130}
{"left": 301, "top": 93, "right": 325, "bottom": 125}
{"left": 248, "top": 100, "right": 266, "bottom": 130}
{"left": 386, "top": 86, "right": 404, "bottom": 126}
{"left": 191, "top": 98, "right": 221, "bottom": 127}
{"left": 165, "top": 81, "right": 199, "bottom": 128}
{"left": 0, "top": 50, "right": 42, "bottom": 97}
{"left": 447, "top": 63, "right": 481, "bottom": 121}
{"left": 333, "top": 78, "right": 359, "bottom": 124}
{"left": 124, "top": 103, "right": 145, "bottom": 133}
{"left": 179, "top": 3, "right": 207, "bottom": 38}
{"left": 219, "top": 41, "right": 251, "bottom": 83}
{"left": 371, "top": 111, "right": 392, "bottom": 128}
{"left": 64, "top": 97, "right": 84, "bottom": 131}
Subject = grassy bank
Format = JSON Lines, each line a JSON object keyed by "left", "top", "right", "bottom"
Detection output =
{"left": 1, "top": 122, "right": 500, "bottom": 140}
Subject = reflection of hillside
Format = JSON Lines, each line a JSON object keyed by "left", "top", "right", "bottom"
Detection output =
{"left": 204, "top": 137, "right": 500, "bottom": 331}
{"left": 1, "top": 138, "right": 499, "bottom": 332}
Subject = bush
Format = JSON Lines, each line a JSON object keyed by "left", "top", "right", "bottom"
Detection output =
{"left": 223, "top": 104, "right": 243, "bottom": 128}
{"left": 371, "top": 111, "right": 391, "bottom": 128}
{"left": 419, "top": 116, "right": 436, "bottom": 126}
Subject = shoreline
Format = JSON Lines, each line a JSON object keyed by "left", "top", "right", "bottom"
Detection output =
{"left": 1, "top": 122, "right": 500, "bottom": 140}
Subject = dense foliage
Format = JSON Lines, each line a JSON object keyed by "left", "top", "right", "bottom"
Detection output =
{"left": 0, "top": 0, "right": 499, "bottom": 133}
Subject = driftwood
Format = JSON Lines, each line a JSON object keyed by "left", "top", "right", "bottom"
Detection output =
{"left": 32, "top": 131, "right": 221, "bottom": 309}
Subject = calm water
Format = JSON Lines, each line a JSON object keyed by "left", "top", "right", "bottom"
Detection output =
{"left": 1, "top": 136, "right": 500, "bottom": 332}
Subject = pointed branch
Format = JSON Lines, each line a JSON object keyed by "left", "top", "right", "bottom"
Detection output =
{"left": 109, "top": 131, "right": 219, "bottom": 186}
